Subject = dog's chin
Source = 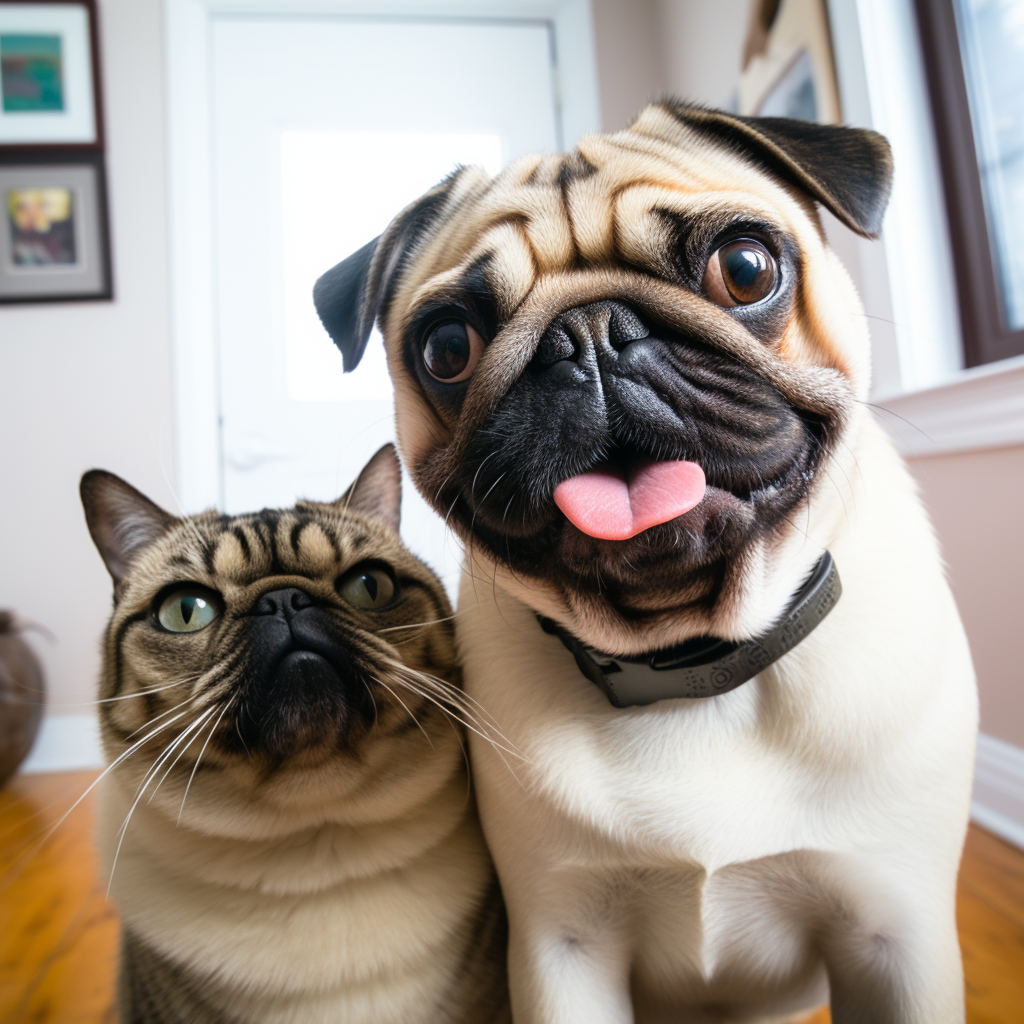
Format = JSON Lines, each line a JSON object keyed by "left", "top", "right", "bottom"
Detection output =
{"left": 445, "top": 456, "right": 815, "bottom": 637}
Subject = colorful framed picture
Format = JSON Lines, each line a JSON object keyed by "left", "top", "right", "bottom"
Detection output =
{"left": 737, "top": 0, "right": 841, "bottom": 124}
{"left": 0, "top": 1, "right": 102, "bottom": 148}
{"left": 0, "top": 154, "right": 111, "bottom": 301}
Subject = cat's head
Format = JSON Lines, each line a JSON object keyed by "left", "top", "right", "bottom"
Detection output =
{"left": 81, "top": 446, "right": 469, "bottom": 835}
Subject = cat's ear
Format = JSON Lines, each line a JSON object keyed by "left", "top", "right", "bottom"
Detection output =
{"left": 80, "top": 470, "right": 176, "bottom": 584}
{"left": 336, "top": 444, "right": 402, "bottom": 531}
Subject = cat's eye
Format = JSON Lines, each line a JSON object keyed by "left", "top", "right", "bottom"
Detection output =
{"left": 422, "top": 320, "right": 483, "bottom": 382}
{"left": 157, "top": 586, "right": 223, "bottom": 633}
{"left": 702, "top": 239, "right": 778, "bottom": 307}
{"left": 336, "top": 564, "right": 398, "bottom": 610}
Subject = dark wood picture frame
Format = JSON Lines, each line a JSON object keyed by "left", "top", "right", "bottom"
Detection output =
{"left": 0, "top": 149, "right": 113, "bottom": 303}
{"left": 914, "top": 0, "right": 1024, "bottom": 367}
{"left": 0, "top": 0, "right": 105, "bottom": 153}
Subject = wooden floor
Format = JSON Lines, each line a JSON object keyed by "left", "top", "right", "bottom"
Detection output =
{"left": 1, "top": 772, "right": 1022, "bottom": 1023}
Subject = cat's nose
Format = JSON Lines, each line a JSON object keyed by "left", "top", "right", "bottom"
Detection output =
{"left": 253, "top": 587, "right": 315, "bottom": 619}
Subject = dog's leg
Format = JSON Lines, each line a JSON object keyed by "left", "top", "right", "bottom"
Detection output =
{"left": 817, "top": 869, "right": 965, "bottom": 1024}
{"left": 505, "top": 898, "right": 634, "bottom": 1024}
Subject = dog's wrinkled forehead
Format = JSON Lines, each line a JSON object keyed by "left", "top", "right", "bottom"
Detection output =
{"left": 314, "top": 102, "right": 892, "bottom": 375}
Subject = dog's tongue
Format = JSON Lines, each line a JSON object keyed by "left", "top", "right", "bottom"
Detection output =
{"left": 553, "top": 460, "right": 706, "bottom": 540}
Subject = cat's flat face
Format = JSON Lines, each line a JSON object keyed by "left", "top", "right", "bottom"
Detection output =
{"left": 83, "top": 448, "right": 467, "bottom": 836}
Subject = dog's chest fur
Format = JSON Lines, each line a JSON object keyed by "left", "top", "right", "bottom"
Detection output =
{"left": 458, "top": 421, "right": 976, "bottom": 1016}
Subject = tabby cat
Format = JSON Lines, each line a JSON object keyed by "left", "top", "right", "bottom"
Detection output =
{"left": 80, "top": 445, "right": 509, "bottom": 1024}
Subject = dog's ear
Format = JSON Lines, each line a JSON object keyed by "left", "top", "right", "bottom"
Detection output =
{"left": 313, "top": 236, "right": 380, "bottom": 373}
{"left": 313, "top": 175, "right": 460, "bottom": 372}
{"left": 666, "top": 103, "right": 894, "bottom": 238}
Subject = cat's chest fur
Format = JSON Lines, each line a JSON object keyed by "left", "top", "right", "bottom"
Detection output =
{"left": 99, "top": 768, "right": 498, "bottom": 1024}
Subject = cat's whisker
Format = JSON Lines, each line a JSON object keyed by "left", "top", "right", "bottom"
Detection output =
{"left": 387, "top": 657, "right": 515, "bottom": 740}
{"left": 178, "top": 700, "right": 232, "bottom": 826}
{"left": 403, "top": 687, "right": 521, "bottom": 764}
{"left": 361, "top": 678, "right": 380, "bottom": 728}
{"left": 394, "top": 677, "right": 527, "bottom": 789}
{"left": 376, "top": 612, "right": 464, "bottom": 634}
{"left": 384, "top": 663, "right": 502, "bottom": 735}
{"left": 98, "top": 676, "right": 199, "bottom": 704}
{"left": 400, "top": 691, "right": 526, "bottom": 791}
{"left": 109, "top": 709, "right": 218, "bottom": 894}
{"left": 148, "top": 705, "right": 219, "bottom": 804}
{"left": 372, "top": 677, "right": 434, "bottom": 748}
{"left": 19, "top": 677, "right": 199, "bottom": 710}
{"left": 233, "top": 717, "right": 251, "bottom": 756}
{"left": 121, "top": 690, "right": 200, "bottom": 741}
{"left": 384, "top": 662, "right": 526, "bottom": 766}
{"left": 5, "top": 708, "right": 195, "bottom": 883}
{"left": 121, "top": 708, "right": 215, "bottom": 828}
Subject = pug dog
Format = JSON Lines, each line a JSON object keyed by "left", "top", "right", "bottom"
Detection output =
{"left": 313, "top": 102, "right": 978, "bottom": 1023}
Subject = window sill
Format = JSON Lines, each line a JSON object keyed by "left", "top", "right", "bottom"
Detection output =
{"left": 874, "top": 353, "right": 1024, "bottom": 458}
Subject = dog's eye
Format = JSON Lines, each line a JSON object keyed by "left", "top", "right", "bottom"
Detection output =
{"left": 422, "top": 320, "right": 483, "bottom": 382}
{"left": 336, "top": 564, "right": 398, "bottom": 610}
{"left": 702, "top": 240, "right": 778, "bottom": 307}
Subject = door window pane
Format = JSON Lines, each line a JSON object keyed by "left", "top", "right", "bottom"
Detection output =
{"left": 280, "top": 131, "right": 502, "bottom": 402}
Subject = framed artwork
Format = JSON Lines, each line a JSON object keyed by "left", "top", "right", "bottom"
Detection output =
{"left": 737, "top": 0, "right": 841, "bottom": 123}
{"left": 0, "top": 0, "right": 103, "bottom": 148}
{"left": 0, "top": 153, "right": 111, "bottom": 301}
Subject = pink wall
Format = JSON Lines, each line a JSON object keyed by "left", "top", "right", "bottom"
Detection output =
{"left": 588, "top": 2, "right": 1024, "bottom": 752}
{"left": 908, "top": 446, "right": 1024, "bottom": 747}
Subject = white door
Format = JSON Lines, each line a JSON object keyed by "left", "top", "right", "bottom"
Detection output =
{"left": 210, "top": 17, "right": 560, "bottom": 594}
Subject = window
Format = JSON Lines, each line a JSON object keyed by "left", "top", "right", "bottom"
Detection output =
{"left": 915, "top": 0, "right": 1024, "bottom": 367}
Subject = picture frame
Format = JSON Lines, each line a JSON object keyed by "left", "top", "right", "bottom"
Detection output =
{"left": 0, "top": 152, "right": 112, "bottom": 302}
{"left": 737, "top": 0, "right": 841, "bottom": 124}
{"left": 0, "top": 0, "right": 103, "bottom": 149}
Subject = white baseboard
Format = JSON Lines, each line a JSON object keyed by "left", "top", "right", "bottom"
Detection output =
{"left": 19, "top": 712, "right": 104, "bottom": 774}
{"left": 16, "top": 716, "right": 1024, "bottom": 853}
{"left": 971, "top": 732, "right": 1024, "bottom": 851}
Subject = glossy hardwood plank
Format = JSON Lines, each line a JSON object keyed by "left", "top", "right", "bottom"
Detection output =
{"left": 2, "top": 772, "right": 1023, "bottom": 1023}
{"left": 959, "top": 827, "right": 1024, "bottom": 1024}
{"left": 0, "top": 771, "right": 118, "bottom": 1024}
{"left": 800, "top": 825, "right": 1024, "bottom": 1024}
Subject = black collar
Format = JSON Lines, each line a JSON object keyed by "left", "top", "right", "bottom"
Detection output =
{"left": 538, "top": 552, "right": 841, "bottom": 707}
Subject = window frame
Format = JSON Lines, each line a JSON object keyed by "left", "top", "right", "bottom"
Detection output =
{"left": 913, "top": 0, "right": 1024, "bottom": 367}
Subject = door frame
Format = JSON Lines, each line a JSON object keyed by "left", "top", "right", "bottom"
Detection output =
{"left": 164, "top": 0, "right": 602, "bottom": 511}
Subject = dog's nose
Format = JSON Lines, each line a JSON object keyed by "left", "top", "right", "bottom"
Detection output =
{"left": 534, "top": 301, "right": 650, "bottom": 371}
{"left": 253, "top": 587, "right": 315, "bottom": 619}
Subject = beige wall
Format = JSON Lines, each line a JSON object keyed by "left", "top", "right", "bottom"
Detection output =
{"left": 909, "top": 447, "right": 1024, "bottom": 748}
{"left": 590, "top": 0, "right": 666, "bottom": 131}
{"left": 591, "top": 0, "right": 749, "bottom": 132}
{"left": 0, "top": 0, "right": 176, "bottom": 712}
{"left": 654, "top": 0, "right": 749, "bottom": 109}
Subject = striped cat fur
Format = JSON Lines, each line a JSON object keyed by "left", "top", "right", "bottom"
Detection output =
{"left": 80, "top": 445, "right": 509, "bottom": 1024}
